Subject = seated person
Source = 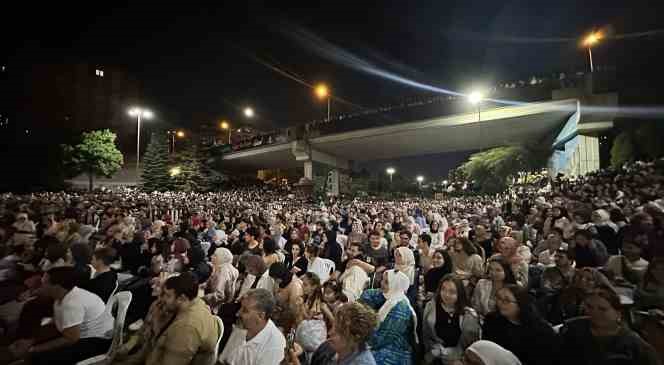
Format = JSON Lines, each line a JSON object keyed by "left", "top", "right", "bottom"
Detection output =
{"left": 472, "top": 256, "right": 517, "bottom": 318}
{"left": 15, "top": 266, "right": 113, "bottom": 365}
{"left": 483, "top": 284, "right": 559, "bottom": 365}
{"left": 572, "top": 230, "right": 609, "bottom": 269}
{"left": 635, "top": 257, "right": 664, "bottom": 310}
{"left": 360, "top": 270, "right": 417, "bottom": 365}
{"left": 536, "top": 228, "right": 568, "bottom": 267}
{"left": 121, "top": 272, "right": 220, "bottom": 365}
{"left": 534, "top": 267, "right": 570, "bottom": 326}
{"left": 605, "top": 232, "right": 649, "bottom": 286}
{"left": 338, "top": 242, "right": 373, "bottom": 302}
{"left": 423, "top": 275, "right": 480, "bottom": 365}
{"left": 559, "top": 285, "right": 660, "bottom": 365}
{"left": 364, "top": 231, "right": 389, "bottom": 270}
{"left": 223, "top": 288, "right": 286, "bottom": 365}
{"left": 81, "top": 247, "right": 118, "bottom": 303}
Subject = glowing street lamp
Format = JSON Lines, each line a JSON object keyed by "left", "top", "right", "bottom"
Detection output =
{"left": 176, "top": 131, "right": 185, "bottom": 138}
{"left": 128, "top": 107, "right": 153, "bottom": 182}
{"left": 416, "top": 175, "right": 424, "bottom": 188}
{"left": 243, "top": 107, "right": 255, "bottom": 118}
{"left": 583, "top": 31, "right": 602, "bottom": 72}
{"left": 220, "top": 120, "right": 231, "bottom": 144}
{"left": 169, "top": 166, "right": 182, "bottom": 177}
{"left": 386, "top": 167, "right": 396, "bottom": 183}
{"left": 315, "top": 83, "right": 331, "bottom": 121}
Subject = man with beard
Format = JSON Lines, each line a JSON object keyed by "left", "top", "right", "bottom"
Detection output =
{"left": 122, "top": 272, "right": 220, "bottom": 365}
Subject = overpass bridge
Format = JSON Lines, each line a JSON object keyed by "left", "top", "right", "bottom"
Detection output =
{"left": 222, "top": 87, "right": 617, "bottom": 195}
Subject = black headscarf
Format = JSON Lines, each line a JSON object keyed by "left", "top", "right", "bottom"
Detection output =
{"left": 424, "top": 250, "right": 453, "bottom": 293}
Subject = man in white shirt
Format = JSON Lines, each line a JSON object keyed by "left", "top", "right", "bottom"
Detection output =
{"left": 24, "top": 266, "right": 113, "bottom": 365}
{"left": 224, "top": 289, "right": 285, "bottom": 365}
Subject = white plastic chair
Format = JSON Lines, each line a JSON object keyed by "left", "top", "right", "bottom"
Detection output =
{"left": 107, "top": 281, "right": 119, "bottom": 304}
{"left": 76, "top": 291, "right": 132, "bottom": 365}
{"left": 212, "top": 316, "right": 225, "bottom": 365}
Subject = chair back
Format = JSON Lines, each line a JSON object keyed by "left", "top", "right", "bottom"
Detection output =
{"left": 212, "top": 316, "right": 225, "bottom": 365}
{"left": 107, "top": 291, "right": 132, "bottom": 356}
{"left": 108, "top": 281, "right": 119, "bottom": 304}
{"left": 88, "top": 264, "right": 96, "bottom": 279}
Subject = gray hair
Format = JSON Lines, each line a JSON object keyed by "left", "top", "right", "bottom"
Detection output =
{"left": 245, "top": 288, "right": 275, "bottom": 319}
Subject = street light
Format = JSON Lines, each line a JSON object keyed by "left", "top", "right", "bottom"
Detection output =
{"left": 168, "top": 130, "right": 185, "bottom": 153}
{"left": 583, "top": 31, "right": 602, "bottom": 73}
{"left": 468, "top": 91, "right": 484, "bottom": 151}
{"left": 315, "top": 83, "right": 331, "bottom": 121}
{"left": 416, "top": 175, "right": 424, "bottom": 188}
{"left": 169, "top": 166, "right": 182, "bottom": 177}
{"left": 220, "top": 120, "right": 231, "bottom": 144}
{"left": 128, "top": 107, "right": 153, "bottom": 182}
{"left": 386, "top": 167, "right": 396, "bottom": 183}
{"left": 243, "top": 107, "right": 255, "bottom": 118}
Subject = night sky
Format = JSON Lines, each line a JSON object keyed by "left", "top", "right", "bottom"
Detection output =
{"left": 3, "top": 0, "right": 663, "bottom": 179}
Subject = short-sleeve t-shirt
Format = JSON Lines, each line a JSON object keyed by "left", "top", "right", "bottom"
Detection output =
{"left": 365, "top": 245, "right": 389, "bottom": 267}
{"left": 53, "top": 287, "right": 113, "bottom": 339}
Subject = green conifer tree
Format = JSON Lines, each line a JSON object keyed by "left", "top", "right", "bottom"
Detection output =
{"left": 141, "top": 131, "right": 172, "bottom": 191}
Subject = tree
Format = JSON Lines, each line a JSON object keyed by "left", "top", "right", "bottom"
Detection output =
{"left": 170, "top": 142, "right": 209, "bottom": 192}
{"left": 459, "top": 143, "right": 552, "bottom": 193}
{"left": 62, "top": 129, "right": 123, "bottom": 191}
{"left": 610, "top": 131, "right": 636, "bottom": 168}
{"left": 141, "top": 131, "right": 172, "bottom": 191}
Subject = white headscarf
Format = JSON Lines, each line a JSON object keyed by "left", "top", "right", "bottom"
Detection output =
{"left": 378, "top": 270, "right": 413, "bottom": 321}
{"left": 466, "top": 340, "right": 522, "bottom": 365}
{"left": 213, "top": 247, "right": 234, "bottom": 268}
{"left": 593, "top": 209, "right": 618, "bottom": 233}
{"left": 396, "top": 247, "right": 416, "bottom": 285}
{"left": 378, "top": 270, "right": 418, "bottom": 343}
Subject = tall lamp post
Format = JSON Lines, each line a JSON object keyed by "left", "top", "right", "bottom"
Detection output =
{"left": 220, "top": 120, "right": 231, "bottom": 144}
{"left": 386, "top": 167, "right": 396, "bottom": 185}
{"left": 468, "top": 91, "right": 484, "bottom": 151}
{"left": 583, "top": 31, "right": 602, "bottom": 73}
{"left": 128, "top": 107, "right": 153, "bottom": 182}
{"left": 315, "top": 83, "right": 331, "bottom": 121}
{"left": 416, "top": 175, "right": 424, "bottom": 188}
{"left": 168, "top": 130, "right": 185, "bottom": 153}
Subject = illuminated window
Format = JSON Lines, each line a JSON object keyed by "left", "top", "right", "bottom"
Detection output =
{"left": 95, "top": 69, "right": 104, "bottom": 77}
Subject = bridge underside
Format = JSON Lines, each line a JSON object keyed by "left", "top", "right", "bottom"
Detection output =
{"left": 222, "top": 99, "right": 580, "bottom": 171}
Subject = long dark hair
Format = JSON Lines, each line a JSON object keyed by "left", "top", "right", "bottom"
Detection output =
{"left": 434, "top": 274, "right": 469, "bottom": 315}
{"left": 500, "top": 284, "right": 550, "bottom": 331}
{"left": 488, "top": 256, "right": 517, "bottom": 285}
{"left": 303, "top": 271, "right": 324, "bottom": 306}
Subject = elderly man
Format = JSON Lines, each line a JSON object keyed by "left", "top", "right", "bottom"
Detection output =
{"left": 223, "top": 289, "right": 285, "bottom": 365}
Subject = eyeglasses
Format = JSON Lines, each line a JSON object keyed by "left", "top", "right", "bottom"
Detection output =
{"left": 495, "top": 295, "right": 518, "bottom": 304}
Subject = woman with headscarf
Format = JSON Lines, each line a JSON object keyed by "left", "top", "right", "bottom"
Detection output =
{"left": 423, "top": 249, "right": 453, "bottom": 299}
{"left": 360, "top": 269, "right": 417, "bottom": 365}
{"left": 463, "top": 340, "right": 522, "bottom": 365}
{"left": 590, "top": 209, "right": 620, "bottom": 255}
{"left": 494, "top": 237, "right": 529, "bottom": 287}
{"left": 203, "top": 247, "right": 239, "bottom": 314}
{"left": 394, "top": 246, "right": 417, "bottom": 305}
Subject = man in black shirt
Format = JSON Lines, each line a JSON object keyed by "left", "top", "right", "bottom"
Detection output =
{"left": 82, "top": 247, "right": 118, "bottom": 303}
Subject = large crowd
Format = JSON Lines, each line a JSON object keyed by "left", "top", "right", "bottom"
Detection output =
{"left": 0, "top": 159, "right": 663, "bottom": 365}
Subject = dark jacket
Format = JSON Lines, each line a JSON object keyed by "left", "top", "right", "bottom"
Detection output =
{"left": 81, "top": 270, "right": 118, "bottom": 303}
{"left": 483, "top": 311, "right": 559, "bottom": 365}
{"left": 559, "top": 317, "right": 660, "bottom": 365}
